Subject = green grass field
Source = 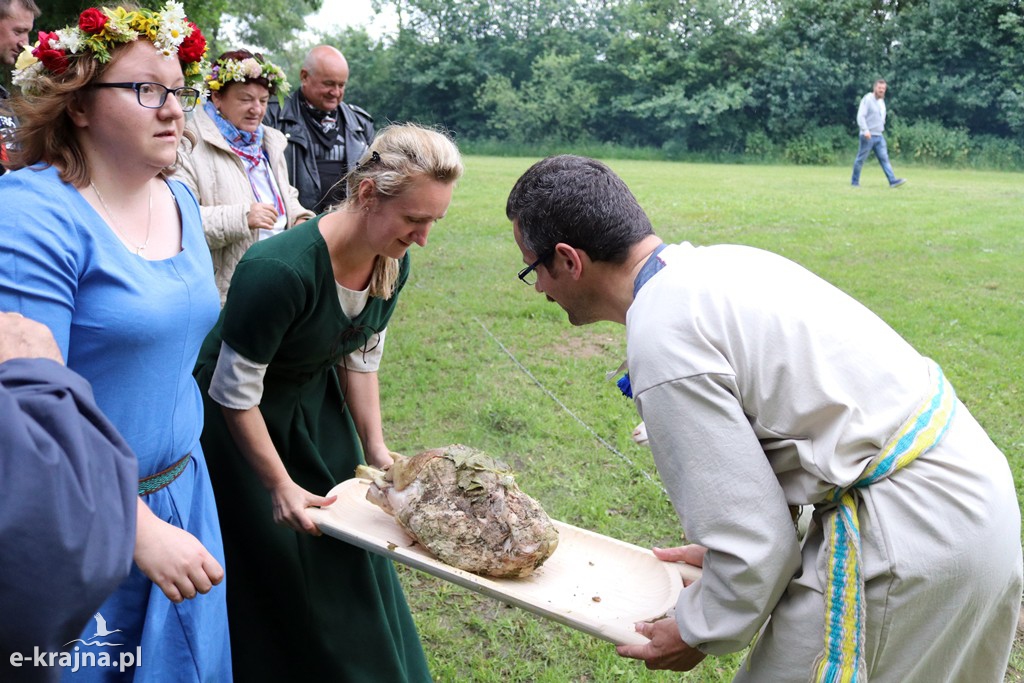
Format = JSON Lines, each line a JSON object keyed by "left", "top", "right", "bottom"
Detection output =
{"left": 375, "top": 157, "right": 1024, "bottom": 682}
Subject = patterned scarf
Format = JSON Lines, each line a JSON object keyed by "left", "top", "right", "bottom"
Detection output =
{"left": 206, "top": 100, "right": 265, "bottom": 167}
{"left": 205, "top": 101, "right": 284, "bottom": 216}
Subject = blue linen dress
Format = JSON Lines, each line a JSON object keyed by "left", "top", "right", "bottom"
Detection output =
{"left": 0, "top": 165, "right": 230, "bottom": 681}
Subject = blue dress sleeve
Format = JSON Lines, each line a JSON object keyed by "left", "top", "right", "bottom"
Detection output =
{"left": 0, "top": 168, "right": 86, "bottom": 357}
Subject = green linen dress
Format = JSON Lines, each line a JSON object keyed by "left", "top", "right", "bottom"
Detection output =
{"left": 194, "top": 218, "right": 432, "bottom": 682}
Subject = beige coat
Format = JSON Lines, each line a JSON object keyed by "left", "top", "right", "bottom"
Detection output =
{"left": 179, "top": 107, "right": 315, "bottom": 305}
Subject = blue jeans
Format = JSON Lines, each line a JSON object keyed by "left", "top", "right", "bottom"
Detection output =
{"left": 851, "top": 133, "right": 897, "bottom": 185}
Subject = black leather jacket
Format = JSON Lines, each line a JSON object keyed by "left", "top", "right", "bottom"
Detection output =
{"left": 1, "top": 84, "right": 13, "bottom": 176}
{"left": 263, "top": 91, "right": 375, "bottom": 213}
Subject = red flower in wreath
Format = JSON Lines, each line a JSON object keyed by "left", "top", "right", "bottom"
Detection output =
{"left": 177, "top": 22, "right": 207, "bottom": 64}
{"left": 33, "top": 31, "right": 69, "bottom": 75}
{"left": 78, "top": 7, "right": 108, "bottom": 35}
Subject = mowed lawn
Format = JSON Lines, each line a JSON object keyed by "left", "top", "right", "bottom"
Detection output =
{"left": 373, "top": 157, "right": 1024, "bottom": 682}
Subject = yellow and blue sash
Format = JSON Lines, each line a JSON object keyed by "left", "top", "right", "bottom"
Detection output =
{"left": 813, "top": 360, "right": 957, "bottom": 683}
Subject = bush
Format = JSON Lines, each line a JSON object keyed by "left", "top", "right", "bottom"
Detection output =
{"left": 744, "top": 130, "right": 778, "bottom": 159}
{"left": 784, "top": 125, "right": 849, "bottom": 165}
{"left": 888, "top": 119, "right": 970, "bottom": 166}
{"left": 969, "top": 135, "right": 1024, "bottom": 170}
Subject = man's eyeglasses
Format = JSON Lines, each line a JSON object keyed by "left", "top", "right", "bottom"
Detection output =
{"left": 518, "top": 252, "right": 550, "bottom": 286}
{"left": 91, "top": 82, "right": 201, "bottom": 112}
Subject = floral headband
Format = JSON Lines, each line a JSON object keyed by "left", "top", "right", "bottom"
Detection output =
{"left": 12, "top": 1, "right": 209, "bottom": 95}
{"left": 207, "top": 54, "right": 289, "bottom": 96}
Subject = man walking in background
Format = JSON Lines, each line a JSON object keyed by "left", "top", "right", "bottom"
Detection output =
{"left": 851, "top": 78, "right": 906, "bottom": 188}
{"left": 264, "top": 44, "right": 374, "bottom": 213}
{"left": 0, "top": 0, "right": 38, "bottom": 175}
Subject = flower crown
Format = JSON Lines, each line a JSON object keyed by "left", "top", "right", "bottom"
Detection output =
{"left": 207, "top": 54, "right": 289, "bottom": 95}
{"left": 12, "top": 1, "right": 209, "bottom": 95}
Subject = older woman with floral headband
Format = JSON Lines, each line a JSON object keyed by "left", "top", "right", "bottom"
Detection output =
{"left": 0, "top": 3, "right": 230, "bottom": 680}
{"left": 178, "top": 49, "right": 313, "bottom": 305}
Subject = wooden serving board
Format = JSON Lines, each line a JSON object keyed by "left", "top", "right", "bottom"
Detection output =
{"left": 310, "top": 478, "right": 701, "bottom": 646}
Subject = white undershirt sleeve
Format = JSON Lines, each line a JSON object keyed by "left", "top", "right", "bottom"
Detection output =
{"left": 208, "top": 341, "right": 268, "bottom": 409}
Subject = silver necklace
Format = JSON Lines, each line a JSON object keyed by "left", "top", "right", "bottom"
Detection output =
{"left": 90, "top": 180, "right": 153, "bottom": 255}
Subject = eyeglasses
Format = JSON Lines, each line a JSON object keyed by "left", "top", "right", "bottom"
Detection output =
{"left": 91, "top": 82, "right": 201, "bottom": 112}
{"left": 518, "top": 252, "right": 550, "bottom": 286}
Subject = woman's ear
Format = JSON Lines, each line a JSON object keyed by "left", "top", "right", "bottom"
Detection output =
{"left": 66, "top": 92, "right": 90, "bottom": 129}
{"left": 356, "top": 178, "right": 377, "bottom": 211}
{"left": 210, "top": 91, "right": 222, "bottom": 109}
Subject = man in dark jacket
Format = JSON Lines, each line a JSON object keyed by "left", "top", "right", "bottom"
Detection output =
{"left": 263, "top": 45, "right": 374, "bottom": 214}
{"left": 0, "top": 0, "right": 39, "bottom": 176}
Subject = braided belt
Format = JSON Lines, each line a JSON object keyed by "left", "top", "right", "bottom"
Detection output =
{"left": 138, "top": 453, "right": 192, "bottom": 496}
{"left": 813, "top": 360, "right": 956, "bottom": 683}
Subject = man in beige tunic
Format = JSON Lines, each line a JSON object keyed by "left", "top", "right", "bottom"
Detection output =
{"left": 506, "top": 154, "right": 1022, "bottom": 682}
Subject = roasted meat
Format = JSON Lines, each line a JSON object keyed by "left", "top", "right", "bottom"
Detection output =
{"left": 356, "top": 444, "right": 558, "bottom": 578}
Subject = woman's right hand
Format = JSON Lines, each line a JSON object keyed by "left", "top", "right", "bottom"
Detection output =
{"left": 247, "top": 202, "right": 279, "bottom": 230}
{"left": 134, "top": 500, "right": 224, "bottom": 603}
{"left": 268, "top": 479, "right": 337, "bottom": 536}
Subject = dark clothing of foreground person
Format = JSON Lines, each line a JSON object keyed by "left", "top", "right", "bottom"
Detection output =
{"left": 507, "top": 154, "right": 1021, "bottom": 682}
{"left": 0, "top": 313, "right": 136, "bottom": 683}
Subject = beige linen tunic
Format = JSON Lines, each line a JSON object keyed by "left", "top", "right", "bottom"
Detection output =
{"left": 179, "top": 107, "right": 315, "bottom": 305}
{"left": 627, "top": 242, "right": 1022, "bottom": 682}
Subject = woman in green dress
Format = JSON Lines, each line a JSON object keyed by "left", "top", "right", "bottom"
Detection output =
{"left": 194, "top": 123, "right": 463, "bottom": 681}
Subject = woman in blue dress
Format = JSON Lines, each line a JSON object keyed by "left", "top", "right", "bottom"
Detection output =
{"left": 0, "top": 4, "right": 230, "bottom": 680}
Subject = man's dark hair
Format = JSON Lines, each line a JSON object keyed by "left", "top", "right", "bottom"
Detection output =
{"left": 506, "top": 155, "right": 654, "bottom": 264}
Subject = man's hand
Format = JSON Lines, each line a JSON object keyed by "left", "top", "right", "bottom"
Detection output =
{"left": 615, "top": 542, "right": 710, "bottom": 670}
{"left": 863, "top": 131, "right": 872, "bottom": 140}
{"left": 653, "top": 544, "right": 706, "bottom": 586}
{"left": 0, "top": 312, "right": 63, "bottom": 364}
{"left": 616, "top": 617, "right": 708, "bottom": 671}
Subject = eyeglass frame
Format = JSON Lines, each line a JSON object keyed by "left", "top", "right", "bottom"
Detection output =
{"left": 90, "top": 82, "right": 201, "bottom": 112}
{"left": 518, "top": 251, "right": 552, "bottom": 285}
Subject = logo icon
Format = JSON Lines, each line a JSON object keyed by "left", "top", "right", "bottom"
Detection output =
{"left": 65, "top": 613, "right": 123, "bottom": 647}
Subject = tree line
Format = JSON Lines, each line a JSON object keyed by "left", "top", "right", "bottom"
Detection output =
{"left": 28, "top": 0, "right": 1024, "bottom": 167}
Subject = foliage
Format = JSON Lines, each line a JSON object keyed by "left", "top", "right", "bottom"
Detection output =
{"left": 218, "top": 0, "right": 320, "bottom": 53}
{"left": 968, "top": 135, "right": 1024, "bottom": 171}
{"left": 10, "top": 0, "right": 1023, "bottom": 167}
{"left": 783, "top": 125, "right": 849, "bottom": 165}
{"left": 744, "top": 130, "right": 778, "bottom": 159}
{"left": 15, "top": 0, "right": 319, "bottom": 67}
{"left": 476, "top": 51, "right": 598, "bottom": 144}
{"left": 892, "top": 0, "right": 1024, "bottom": 139}
{"left": 888, "top": 118, "right": 971, "bottom": 165}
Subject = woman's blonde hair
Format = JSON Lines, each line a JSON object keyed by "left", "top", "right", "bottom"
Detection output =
{"left": 339, "top": 123, "right": 464, "bottom": 299}
{"left": 4, "top": 41, "right": 193, "bottom": 186}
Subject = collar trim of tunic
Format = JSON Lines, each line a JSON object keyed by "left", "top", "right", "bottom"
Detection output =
{"left": 632, "top": 243, "right": 669, "bottom": 299}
